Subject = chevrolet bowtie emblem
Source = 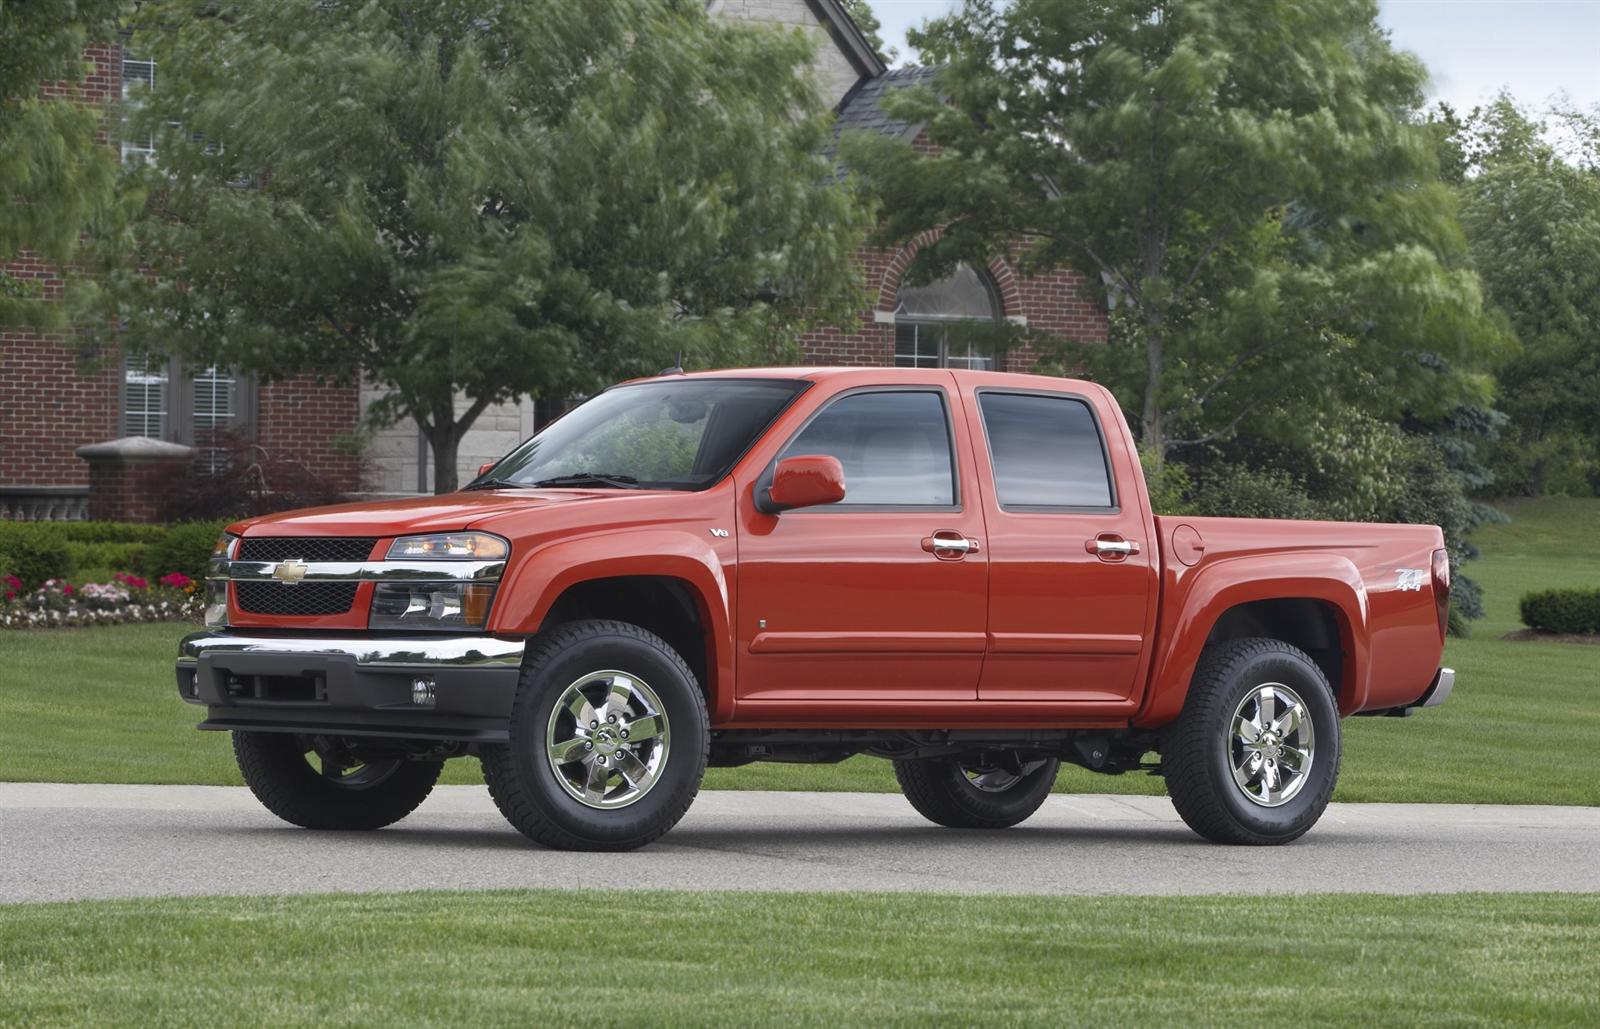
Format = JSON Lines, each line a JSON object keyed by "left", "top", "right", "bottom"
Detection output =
{"left": 272, "top": 559, "right": 308, "bottom": 584}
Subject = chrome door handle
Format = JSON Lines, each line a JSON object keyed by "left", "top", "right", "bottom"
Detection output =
{"left": 1085, "top": 536, "right": 1140, "bottom": 557}
{"left": 922, "top": 532, "right": 979, "bottom": 558}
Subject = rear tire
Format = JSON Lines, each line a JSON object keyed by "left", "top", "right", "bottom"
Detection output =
{"left": 1161, "top": 637, "right": 1341, "bottom": 845}
{"left": 893, "top": 754, "right": 1060, "bottom": 829}
{"left": 232, "top": 731, "right": 443, "bottom": 830}
{"left": 481, "top": 619, "right": 709, "bottom": 851}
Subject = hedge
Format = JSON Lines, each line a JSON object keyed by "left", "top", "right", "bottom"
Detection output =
{"left": 1519, "top": 588, "right": 1600, "bottom": 636}
{"left": 0, "top": 519, "right": 233, "bottom": 590}
{"left": 0, "top": 524, "right": 74, "bottom": 590}
{"left": 145, "top": 520, "right": 234, "bottom": 582}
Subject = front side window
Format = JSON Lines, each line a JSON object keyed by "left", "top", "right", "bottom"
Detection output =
{"left": 979, "top": 392, "right": 1114, "bottom": 508}
{"left": 781, "top": 390, "right": 956, "bottom": 506}
{"left": 892, "top": 264, "right": 1001, "bottom": 370}
{"left": 482, "top": 378, "right": 807, "bottom": 490}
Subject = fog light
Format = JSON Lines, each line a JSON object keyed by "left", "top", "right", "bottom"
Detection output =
{"left": 190, "top": 671, "right": 200, "bottom": 699}
{"left": 411, "top": 678, "right": 436, "bottom": 707}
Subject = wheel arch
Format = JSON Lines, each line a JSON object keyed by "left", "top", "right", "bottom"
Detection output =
{"left": 1137, "top": 554, "right": 1371, "bottom": 726}
{"left": 488, "top": 531, "right": 734, "bottom": 723}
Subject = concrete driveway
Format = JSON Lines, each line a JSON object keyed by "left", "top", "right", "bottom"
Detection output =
{"left": 4, "top": 783, "right": 1598, "bottom": 903}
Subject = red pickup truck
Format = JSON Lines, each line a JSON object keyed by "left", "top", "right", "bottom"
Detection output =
{"left": 179, "top": 368, "right": 1453, "bottom": 849}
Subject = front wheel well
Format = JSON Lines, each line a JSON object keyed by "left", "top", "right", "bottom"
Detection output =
{"left": 537, "top": 576, "right": 711, "bottom": 699}
{"left": 1204, "top": 598, "right": 1349, "bottom": 705}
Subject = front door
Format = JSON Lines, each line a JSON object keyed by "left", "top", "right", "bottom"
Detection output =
{"left": 958, "top": 383, "right": 1157, "bottom": 705}
{"left": 735, "top": 383, "right": 988, "bottom": 702}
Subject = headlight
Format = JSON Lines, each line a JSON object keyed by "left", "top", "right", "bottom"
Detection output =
{"left": 371, "top": 533, "right": 507, "bottom": 630}
{"left": 369, "top": 582, "right": 498, "bottom": 631}
{"left": 387, "top": 533, "right": 508, "bottom": 561}
{"left": 206, "top": 533, "right": 238, "bottom": 627}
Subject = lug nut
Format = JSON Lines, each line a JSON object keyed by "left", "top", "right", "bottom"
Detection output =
{"left": 597, "top": 756, "right": 607, "bottom": 766}
{"left": 584, "top": 741, "right": 593, "bottom": 751}
{"left": 590, "top": 720, "right": 598, "bottom": 728}
{"left": 620, "top": 730, "right": 629, "bottom": 740}
{"left": 607, "top": 715, "right": 617, "bottom": 724}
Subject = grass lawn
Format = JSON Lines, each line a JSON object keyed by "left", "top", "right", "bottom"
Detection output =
{"left": 3, "top": 498, "right": 1595, "bottom": 802}
{"left": 1, "top": 890, "right": 1595, "bottom": 1026}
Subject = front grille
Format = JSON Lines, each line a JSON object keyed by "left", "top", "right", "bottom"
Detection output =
{"left": 236, "top": 581, "right": 359, "bottom": 616}
{"left": 237, "top": 537, "right": 378, "bottom": 563}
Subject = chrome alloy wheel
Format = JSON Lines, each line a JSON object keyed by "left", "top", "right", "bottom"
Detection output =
{"left": 1229, "top": 682, "right": 1315, "bottom": 807}
{"left": 962, "top": 760, "right": 1048, "bottom": 793}
{"left": 545, "top": 670, "right": 671, "bottom": 810}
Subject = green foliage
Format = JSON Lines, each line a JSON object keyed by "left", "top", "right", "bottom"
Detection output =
{"left": 844, "top": 0, "right": 1506, "bottom": 468}
{"left": 1444, "top": 96, "right": 1600, "bottom": 497}
{"left": 1182, "top": 464, "right": 1319, "bottom": 521}
{"left": 1519, "top": 588, "right": 1600, "bottom": 636}
{"left": 65, "top": 541, "right": 151, "bottom": 576}
{"left": 839, "top": 0, "right": 897, "bottom": 62}
{"left": 93, "top": 0, "right": 872, "bottom": 491}
{"left": 0, "top": 525, "right": 73, "bottom": 591}
{"left": 55, "top": 522, "right": 170, "bottom": 545}
{"left": 144, "top": 520, "right": 233, "bottom": 582}
{"left": 0, "top": 0, "right": 128, "bottom": 328}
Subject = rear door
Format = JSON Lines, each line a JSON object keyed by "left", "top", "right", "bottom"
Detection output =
{"left": 734, "top": 379, "right": 989, "bottom": 702}
{"left": 959, "top": 382, "right": 1157, "bottom": 705}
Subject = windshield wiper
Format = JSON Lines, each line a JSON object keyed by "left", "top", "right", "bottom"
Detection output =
{"left": 462, "top": 478, "right": 534, "bottom": 491}
{"left": 528, "top": 472, "right": 642, "bottom": 489}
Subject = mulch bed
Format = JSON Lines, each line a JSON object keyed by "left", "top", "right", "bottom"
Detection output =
{"left": 1500, "top": 629, "right": 1600, "bottom": 646}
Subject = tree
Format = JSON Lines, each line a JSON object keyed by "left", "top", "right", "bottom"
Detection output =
{"left": 840, "top": 0, "right": 897, "bottom": 63}
{"left": 0, "top": 0, "right": 126, "bottom": 329}
{"left": 1447, "top": 97, "right": 1600, "bottom": 495}
{"left": 843, "top": 0, "right": 1505, "bottom": 469}
{"left": 93, "top": 0, "right": 871, "bottom": 491}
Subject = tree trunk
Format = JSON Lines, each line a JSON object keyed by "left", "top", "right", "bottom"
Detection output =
{"left": 1141, "top": 328, "right": 1166, "bottom": 471}
{"left": 427, "top": 422, "right": 462, "bottom": 494}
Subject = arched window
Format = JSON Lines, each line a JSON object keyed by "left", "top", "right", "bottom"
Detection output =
{"left": 892, "top": 263, "right": 1002, "bottom": 370}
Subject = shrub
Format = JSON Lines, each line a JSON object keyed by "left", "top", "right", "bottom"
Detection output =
{"left": 144, "top": 519, "right": 234, "bottom": 582}
{"left": 1183, "top": 464, "right": 1320, "bottom": 520}
{"left": 65, "top": 541, "right": 151, "bottom": 575}
{"left": 0, "top": 524, "right": 73, "bottom": 590}
{"left": 56, "top": 522, "right": 169, "bottom": 545}
{"left": 161, "top": 430, "right": 352, "bottom": 521}
{"left": 1519, "top": 588, "right": 1600, "bottom": 636}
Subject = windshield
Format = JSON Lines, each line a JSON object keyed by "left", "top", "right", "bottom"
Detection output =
{"left": 474, "top": 378, "right": 809, "bottom": 491}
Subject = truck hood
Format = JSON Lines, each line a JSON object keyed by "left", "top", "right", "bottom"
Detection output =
{"left": 232, "top": 488, "right": 663, "bottom": 538}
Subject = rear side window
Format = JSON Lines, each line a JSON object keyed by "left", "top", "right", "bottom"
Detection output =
{"left": 781, "top": 390, "right": 956, "bottom": 506}
{"left": 978, "top": 392, "right": 1114, "bottom": 508}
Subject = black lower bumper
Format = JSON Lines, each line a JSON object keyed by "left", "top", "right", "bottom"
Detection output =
{"left": 176, "top": 630, "right": 525, "bottom": 743}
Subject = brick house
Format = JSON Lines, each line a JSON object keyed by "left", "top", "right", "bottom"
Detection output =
{"left": 0, "top": 0, "right": 1106, "bottom": 520}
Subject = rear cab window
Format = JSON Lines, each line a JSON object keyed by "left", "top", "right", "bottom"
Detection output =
{"left": 976, "top": 391, "right": 1116, "bottom": 510}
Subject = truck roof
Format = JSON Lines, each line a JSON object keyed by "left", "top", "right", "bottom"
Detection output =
{"left": 626, "top": 366, "right": 1098, "bottom": 390}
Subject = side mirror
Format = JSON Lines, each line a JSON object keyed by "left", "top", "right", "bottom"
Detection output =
{"left": 477, "top": 461, "right": 496, "bottom": 478}
{"left": 760, "top": 454, "right": 846, "bottom": 514}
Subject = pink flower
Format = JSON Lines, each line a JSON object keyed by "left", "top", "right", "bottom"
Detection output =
{"left": 114, "top": 573, "right": 149, "bottom": 589}
{"left": 3, "top": 574, "right": 20, "bottom": 591}
{"left": 159, "top": 572, "right": 193, "bottom": 589}
{"left": 62, "top": 583, "right": 74, "bottom": 595}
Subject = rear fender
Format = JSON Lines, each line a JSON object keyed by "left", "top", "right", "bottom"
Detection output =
{"left": 1136, "top": 552, "right": 1370, "bottom": 727}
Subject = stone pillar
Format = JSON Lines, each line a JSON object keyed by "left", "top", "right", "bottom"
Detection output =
{"left": 74, "top": 437, "right": 195, "bottom": 523}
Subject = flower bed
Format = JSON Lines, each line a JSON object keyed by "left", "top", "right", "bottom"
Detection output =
{"left": 0, "top": 573, "right": 204, "bottom": 631}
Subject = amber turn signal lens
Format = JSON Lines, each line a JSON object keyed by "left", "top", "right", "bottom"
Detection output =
{"left": 463, "top": 583, "right": 495, "bottom": 627}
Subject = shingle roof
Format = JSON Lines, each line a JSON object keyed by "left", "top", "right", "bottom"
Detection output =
{"left": 833, "top": 65, "right": 943, "bottom": 141}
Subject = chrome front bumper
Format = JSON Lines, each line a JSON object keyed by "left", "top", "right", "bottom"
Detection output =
{"left": 176, "top": 631, "right": 526, "bottom": 743}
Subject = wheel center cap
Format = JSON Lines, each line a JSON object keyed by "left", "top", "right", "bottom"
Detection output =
{"left": 592, "top": 726, "right": 620, "bottom": 756}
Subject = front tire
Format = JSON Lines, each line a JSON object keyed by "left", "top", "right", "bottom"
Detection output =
{"left": 232, "top": 731, "right": 443, "bottom": 830}
{"left": 894, "top": 754, "right": 1060, "bottom": 829}
{"left": 1161, "top": 637, "right": 1341, "bottom": 845}
{"left": 481, "top": 619, "right": 709, "bottom": 851}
